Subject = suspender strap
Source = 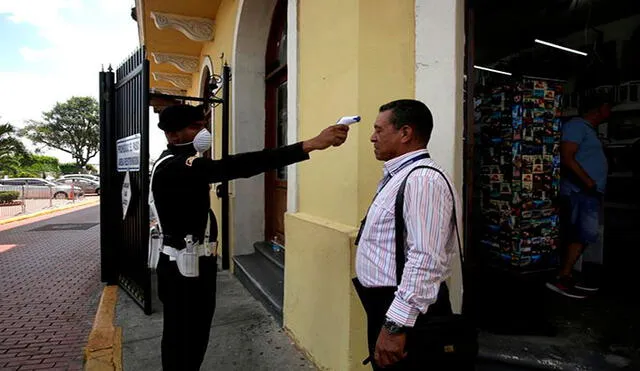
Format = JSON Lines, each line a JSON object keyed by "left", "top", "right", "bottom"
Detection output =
{"left": 394, "top": 165, "right": 464, "bottom": 286}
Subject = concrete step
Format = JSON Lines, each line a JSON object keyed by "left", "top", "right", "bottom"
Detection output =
{"left": 254, "top": 241, "right": 284, "bottom": 270}
{"left": 233, "top": 251, "right": 284, "bottom": 326}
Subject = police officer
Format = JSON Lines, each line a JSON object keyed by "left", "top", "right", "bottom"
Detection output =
{"left": 150, "top": 104, "right": 349, "bottom": 370}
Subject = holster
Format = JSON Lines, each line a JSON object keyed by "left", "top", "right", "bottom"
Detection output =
{"left": 148, "top": 225, "right": 162, "bottom": 270}
{"left": 175, "top": 235, "right": 199, "bottom": 277}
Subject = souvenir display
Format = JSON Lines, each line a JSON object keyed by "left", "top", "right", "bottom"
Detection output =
{"left": 475, "top": 79, "right": 563, "bottom": 268}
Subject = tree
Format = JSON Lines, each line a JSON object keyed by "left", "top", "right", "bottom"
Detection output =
{"left": 16, "top": 155, "right": 60, "bottom": 178}
{"left": 0, "top": 120, "right": 28, "bottom": 176}
{"left": 21, "top": 96, "right": 100, "bottom": 168}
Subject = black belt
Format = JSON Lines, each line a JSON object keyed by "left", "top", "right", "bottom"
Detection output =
{"left": 162, "top": 234, "right": 186, "bottom": 250}
{"left": 352, "top": 278, "right": 452, "bottom": 319}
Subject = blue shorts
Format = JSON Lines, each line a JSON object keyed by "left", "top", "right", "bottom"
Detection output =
{"left": 560, "top": 192, "right": 602, "bottom": 246}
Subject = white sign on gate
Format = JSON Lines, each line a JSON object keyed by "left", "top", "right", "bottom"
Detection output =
{"left": 122, "top": 171, "right": 132, "bottom": 220}
{"left": 116, "top": 134, "right": 141, "bottom": 172}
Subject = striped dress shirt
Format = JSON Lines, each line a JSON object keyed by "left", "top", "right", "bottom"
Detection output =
{"left": 355, "top": 149, "right": 461, "bottom": 327}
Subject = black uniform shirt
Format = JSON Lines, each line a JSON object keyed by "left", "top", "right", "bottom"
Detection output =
{"left": 152, "top": 142, "right": 309, "bottom": 248}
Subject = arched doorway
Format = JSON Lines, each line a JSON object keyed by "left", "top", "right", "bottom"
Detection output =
{"left": 264, "top": 0, "right": 288, "bottom": 245}
{"left": 232, "top": 0, "right": 279, "bottom": 257}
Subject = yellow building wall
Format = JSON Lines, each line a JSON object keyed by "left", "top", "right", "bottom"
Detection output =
{"left": 185, "top": 0, "right": 239, "bottom": 268}
{"left": 285, "top": 1, "right": 415, "bottom": 370}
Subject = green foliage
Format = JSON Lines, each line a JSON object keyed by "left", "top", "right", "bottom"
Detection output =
{"left": 0, "top": 120, "right": 28, "bottom": 176}
{"left": 21, "top": 96, "right": 100, "bottom": 168}
{"left": 60, "top": 163, "right": 81, "bottom": 175}
{"left": 15, "top": 155, "right": 60, "bottom": 178}
{"left": 0, "top": 191, "right": 20, "bottom": 204}
{"left": 85, "top": 164, "right": 98, "bottom": 174}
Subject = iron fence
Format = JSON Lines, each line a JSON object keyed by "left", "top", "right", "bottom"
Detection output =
{"left": 0, "top": 184, "right": 85, "bottom": 220}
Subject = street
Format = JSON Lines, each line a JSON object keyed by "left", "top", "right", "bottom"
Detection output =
{"left": 0, "top": 205, "right": 102, "bottom": 370}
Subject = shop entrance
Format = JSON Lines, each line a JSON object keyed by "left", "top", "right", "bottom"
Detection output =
{"left": 465, "top": 0, "right": 640, "bottom": 366}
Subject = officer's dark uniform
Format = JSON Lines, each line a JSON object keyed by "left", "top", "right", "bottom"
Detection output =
{"left": 153, "top": 105, "right": 310, "bottom": 370}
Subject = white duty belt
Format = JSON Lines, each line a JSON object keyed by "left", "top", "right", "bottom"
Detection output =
{"left": 147, "top": 154, "right": 217, "bottom": 277}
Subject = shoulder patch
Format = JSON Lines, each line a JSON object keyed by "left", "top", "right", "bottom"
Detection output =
{"left": 185, "top": 156, "right": 198, "bottom": 167}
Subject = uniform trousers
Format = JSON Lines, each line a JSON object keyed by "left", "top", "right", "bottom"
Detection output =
{"left": 157, "top": 253, "right": 217, "bottom": 371}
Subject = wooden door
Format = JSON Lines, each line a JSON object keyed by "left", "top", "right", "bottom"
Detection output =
{"left": 265, "top": 0, "right": 288, "bottom": 245}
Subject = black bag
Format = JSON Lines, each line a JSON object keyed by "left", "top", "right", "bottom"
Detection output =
{"left": 392, "top": 165, "right": 478, "bottom": 366}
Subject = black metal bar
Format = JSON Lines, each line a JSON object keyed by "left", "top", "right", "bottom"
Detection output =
{"left": 141, "top": 58, "right": 152, "bottom": 315}
{"left": 149, "top": 92, "right": 224, "bottom": 104}
{"left": 221, "top": 64, "right": 231, "bottom": 270}
{"left": 116, "top": 64, "right": 144, "bottom": 90}
{"left": 99, "top": 69, "right": 117, "bottom": 285}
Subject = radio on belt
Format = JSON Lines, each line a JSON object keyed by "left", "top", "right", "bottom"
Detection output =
{"left": 336, "top": 115, "right": 361, "bottom": 125}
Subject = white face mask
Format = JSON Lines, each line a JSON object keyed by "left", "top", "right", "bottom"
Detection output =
{"left": 193, "top": 128, "right": 212, "bottom": 154}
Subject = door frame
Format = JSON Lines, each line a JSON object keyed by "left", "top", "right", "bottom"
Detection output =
{"left": 264, "top": 0, "right": 288, "bottom": 245}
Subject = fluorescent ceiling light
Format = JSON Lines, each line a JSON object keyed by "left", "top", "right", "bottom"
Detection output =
{"left": 534, "top": 39, "right": 587, "bottom": 56}
{"left": 474, "top": 65, "right": 512, "bottom": 76}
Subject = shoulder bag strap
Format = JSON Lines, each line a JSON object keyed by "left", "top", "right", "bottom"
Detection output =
{"left": 394, "top": 165, "right": 463, "bottom": 286}
{"left": 149, "top": 154, "right": 174, "bottom": 234}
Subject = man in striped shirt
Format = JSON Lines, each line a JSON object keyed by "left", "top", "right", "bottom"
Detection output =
{"left": 354, "top": 99, "right": 461, "bottom": 370}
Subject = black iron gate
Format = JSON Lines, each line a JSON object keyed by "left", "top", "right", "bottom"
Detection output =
{"left": 99, "top": 47, "right": 230, "bottom": 314}
{"left": 100, "top": 48, "right": 152, "bottom": 313}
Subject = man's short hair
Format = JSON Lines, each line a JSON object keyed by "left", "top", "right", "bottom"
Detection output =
{"left": 158, "top": 104, "right": 205, "bottom": 132}
{"left": 578, "top": 91, "right": 611, "bottom": 116}
{"left": 379, "top": 99, "right": 434, "bottom": 144}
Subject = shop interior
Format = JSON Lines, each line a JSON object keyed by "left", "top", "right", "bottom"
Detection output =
{"left": 466, "top": 0, "right": 640, "bottom": 366}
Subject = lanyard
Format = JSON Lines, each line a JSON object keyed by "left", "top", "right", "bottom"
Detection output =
{"left": 376, "top": 153, "right": 430, "bottom": 195}
{"left": 355, "top": 152, "right": 430, "bottom": 245}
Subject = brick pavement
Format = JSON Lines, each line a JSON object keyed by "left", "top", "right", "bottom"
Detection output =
{"left": 0, "top": 206, "right": 102, "bottom": 371}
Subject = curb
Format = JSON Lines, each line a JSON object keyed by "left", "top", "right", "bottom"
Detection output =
{"left": 84, "top": 285, "right": 122, "bottom": 371}
{"left": 0, "top": 198, "right": 100, "bottom": 225}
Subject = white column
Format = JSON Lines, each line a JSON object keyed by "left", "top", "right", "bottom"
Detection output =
{"left": 415, "top": 0, "right": 465, "bottom": 180}
{"left": 415, "top": 0, "right": 465, "bottom": 313}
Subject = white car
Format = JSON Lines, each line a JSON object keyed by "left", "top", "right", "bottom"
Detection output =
{"left": 55, "top": 177, "right": 100, "bottom": 195}
{"left": 59, "top": 174, "right": 100, "bottom": 182}
{"left": 0, "top": 178, "right": 84, "bottom": 199}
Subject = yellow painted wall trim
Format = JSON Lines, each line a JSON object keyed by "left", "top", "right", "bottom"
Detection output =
{"left": 282, "top": 327, "right": 330, "bottom": 371}
{"left": 284, "top": 213, "right": 368, "bottom": 371}
{"left": 286, "top": 211, "right": 358, "bottom": 236}
{"left": 84, "top": 285, "right": 122, "bottom": 371}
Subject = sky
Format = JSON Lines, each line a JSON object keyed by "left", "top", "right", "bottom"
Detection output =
{"left": 0, "top": 0, "right": 165, "bottom": 165}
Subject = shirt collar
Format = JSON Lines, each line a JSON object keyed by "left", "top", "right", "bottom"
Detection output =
{"left": 167, "top": 143, "right": 197, "bottom": 156}
{"left": 383, "top": 148, "right": 429, "bottom": 177}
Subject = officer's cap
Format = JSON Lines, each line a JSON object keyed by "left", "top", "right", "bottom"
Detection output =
{"left": 158, "top": 104, "right": 205, "bottom": 132}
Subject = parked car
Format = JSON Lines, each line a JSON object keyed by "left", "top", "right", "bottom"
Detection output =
{"left": 55, "top": 177, "right": 100, "bottom": 195}
{"left": 0, "top": 178, "right": 84, "bottom": 199}
{"left": 59, "top": 174, "right": 100, "bottom": 182}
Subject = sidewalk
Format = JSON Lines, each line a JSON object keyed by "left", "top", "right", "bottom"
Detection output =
{"left": 116, "top": 272, "right": 317, "bottom": 371}
{"left": 0, "top": 196, "right": 100, "bottom": 225}
{"left": 0, "top": 205, "right": 102, "bottom": 371}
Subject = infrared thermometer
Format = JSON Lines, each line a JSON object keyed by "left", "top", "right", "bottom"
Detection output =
{"left": 336, "top": 115, "right": 361, "bottom": 125}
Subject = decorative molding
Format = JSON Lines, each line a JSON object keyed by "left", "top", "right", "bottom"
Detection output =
{"left": 151, "top": 87, "right": 186, "bottom": 96}
{"left": 152, "top": 72, "right": 192, "bottom": 89}
{"left": 151, "top": 52, "right": 199, "bottom": 73}
{"left": 150, "top": 11, "right": 215, "bottom": 42}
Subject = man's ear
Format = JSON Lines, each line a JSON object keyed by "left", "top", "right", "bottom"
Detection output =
{"left": 400, "top": 125, "right": 413, "bottom": 144}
